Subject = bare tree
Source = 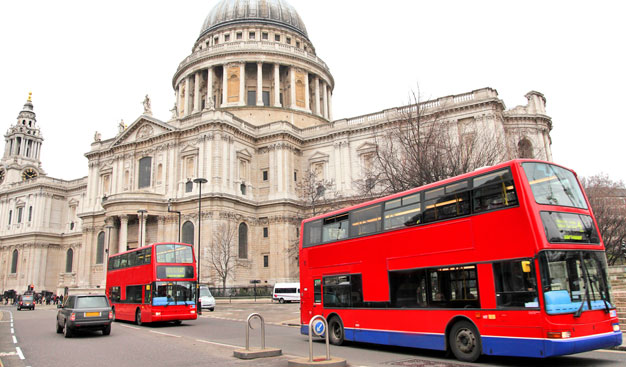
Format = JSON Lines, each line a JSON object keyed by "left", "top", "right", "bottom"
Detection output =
{"left": 209, "top": 222, "right": 240, "bottom": 290}
{"left": 363, "top": 90, "right": 507, "bottom": 196}
{"left": 296, "top": 169, "right": 341, "bottom": 217}
{"left": 582, "top": 174, "right": 626, "bottom": 265}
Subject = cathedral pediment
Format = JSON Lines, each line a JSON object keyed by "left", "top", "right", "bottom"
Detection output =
{"left": 111, "top": 115, "right": 176, "bottom": 147}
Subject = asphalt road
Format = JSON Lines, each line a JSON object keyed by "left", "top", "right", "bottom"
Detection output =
{"left": 1, "top": 302, "right": 626, "bottom": 367}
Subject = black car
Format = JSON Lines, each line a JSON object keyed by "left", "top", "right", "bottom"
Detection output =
{"left": 17, "top": 294, "right": 35, "bottom": 310}
{"left": 56, "top": 294, "right": 113, "bottom": 338}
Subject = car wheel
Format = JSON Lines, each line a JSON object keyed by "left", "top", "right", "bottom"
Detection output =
{"left": 111, "top": 307, "right": 116, "bottom": 322}
{"left": 209, "top": 307, "right": 214, "bottom": 312}
{"left": 449, "top": 320, "right": 482, "bottom": 362}
{"left": 17, "top": 306, "right": 20, "bottom": 311}
{"left": 135, "top": 309, "right": 142, "bottom": 326}
{"left": 328, "top": 317, "right": 345, "bottom": 346}
{"left": 102, "top": 324, "right": 111, "bottom": 336}
{"left": 56, "top": 320, "right": 63, "bottom": 334}
{"left": 279, "top": 298, "right": 285, "bottom": 304}
{"left": 63, "top": 321, "right": 73, "bottom": 338}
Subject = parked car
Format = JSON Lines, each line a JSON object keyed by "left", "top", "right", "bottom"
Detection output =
{"left": 17, "top": 294, "right": 35, "bottom": 310}
{"left": 56, "top": 294, "right": 113, "bottom": 338}
{"left": 199, "top": 285, "right": 215, "bottom": 311}
{"left": 272, "top": 282, "right": 300, "bottom": 303}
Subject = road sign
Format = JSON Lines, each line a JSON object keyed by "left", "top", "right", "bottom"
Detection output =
{"left": 313, "top": 319, "right": 325, "bottom": 336}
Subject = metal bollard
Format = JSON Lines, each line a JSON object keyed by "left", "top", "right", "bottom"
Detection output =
{"left": 308, "top": 315, "right": 330, "bottom": 362}
{"left": 245, "top": 313, "right": 265, "bottom": 350}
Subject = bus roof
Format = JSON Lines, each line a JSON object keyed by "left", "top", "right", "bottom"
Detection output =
{"left": 302, "top": 159, "right": 576, "bottom": 224}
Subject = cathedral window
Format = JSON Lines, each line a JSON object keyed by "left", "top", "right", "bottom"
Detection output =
{"left": 185, "top": 180, "right": 193, "bottom": 193}
{"left": 8, "top": 210, "right": 12, "bottom": 225}
{"left": 247, "top": 90, "right": 256, "bottom": 106}
{"left": 263, "top": 255, "right": 269, "bottom": 268}
{"left": 182, "top": 221, "right": 194, "bottom": 245}
{"left": 238, "top": 223, "right": 248, "bottom": 259}
{"left": 262, "top": 91, "right": 270, "bottom": 106}
{"left": 296, "top": 41, "right": 300, "bottom": 48}
{"left": 11, "top": 250, "right": 18, "bottom": 273}
{"left": 214, "top": 36, "right": 219, "bottom": 45}
{"left": 96, "top": 232, "right": 105, "bottom": 264}
{"left": 262, "top": 170, "right": 268, "bottom": 181}
{"left": 17, "top": 207, "right": 22, "bottom": 224}
{"left": 249, "top": 31, "right": 255, "bottom": 40}
{"left": 286, "top": 37, "right": 291, "bottom": 45}
{"left": 138, "top": 157, "right": 152, "bottom": 189}
{"left": 28, "top": 206, "right": 32, "bottom": 222}
{"left": 518, "top": 138, "right": 534, "bottom": 159}
{"left": 262, "top": 32, "right": 268, "bottom": 40}
{"left": 66, "top": 248, "right": 74, "bottom": 273}
{"left": 236, "top": 32, "right": 243, "bottom": 40}
{"left": 263, "top": 227, "right": 269, "bottom": 238}
{"left": 240, "top": 183, "right": 246, "bottom": 195}
{"left": 275, "top": 34, "right": 280, "bottom": 42}
{"left": 224, "top": 34, "right": 230, "bottom": 42}
{"left": 157, "top": 163, "right": 163, "bottom": 185}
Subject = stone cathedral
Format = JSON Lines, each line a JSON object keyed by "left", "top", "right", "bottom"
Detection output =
{"left": 0, "top": 0, "right": 552, "bottom": 295}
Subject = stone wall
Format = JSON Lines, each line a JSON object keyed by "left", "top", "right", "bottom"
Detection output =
{"left": 609, "top": 265, "right": 626, "bottom": 331}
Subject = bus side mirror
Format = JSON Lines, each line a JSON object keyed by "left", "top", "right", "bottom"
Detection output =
{"left": 521, "top": 261, "right": 531, "bottom": 273}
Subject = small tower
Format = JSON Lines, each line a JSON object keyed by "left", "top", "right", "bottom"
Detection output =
{"left": 1, "top": 93, "right": 45, "bottom": 185}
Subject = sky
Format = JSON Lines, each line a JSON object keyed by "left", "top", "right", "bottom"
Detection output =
{"left": 1, "top": 0, "right": 625, "bottom": 183}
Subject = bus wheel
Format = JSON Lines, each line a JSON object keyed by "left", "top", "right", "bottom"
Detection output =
{"left": 328, "top": 317, "right": 345, "bottom": 345}
{"left": 449, "top": 320, "right": 481, "bottom": 362}
{"left": 135, "top": 309, "right": 143, "bottom": 326}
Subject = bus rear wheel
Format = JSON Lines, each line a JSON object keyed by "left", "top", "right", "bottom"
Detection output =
{"left": 135, "top": 309, "right": 143, "bottom": 326}
{"left": 328, "top": 317, "right": 345, "bottom": 346}
{"left": 449, "top": 320, "right": 481, "bottom": 362}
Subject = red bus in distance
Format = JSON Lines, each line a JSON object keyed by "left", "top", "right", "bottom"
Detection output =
{"left": 299, "top": 159, "right": 621, "bottom": 362}
{"left": 106, "top": 242, "right": 198, "bottom": 325}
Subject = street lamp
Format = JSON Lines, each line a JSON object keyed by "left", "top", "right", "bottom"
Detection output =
{"left": 105, "top": 224, "right": 114, "bottom": 269}
{"left": 193, "top": 177, "right": 208, "bottom": 315}
{"left": 167, "top": 198, "right": 181, "bottom": 243}
{"left": 137, "top": 209, "right": 147, "bottom": 247}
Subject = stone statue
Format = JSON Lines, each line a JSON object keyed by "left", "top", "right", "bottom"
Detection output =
{"left": 142, "top": 94, "right": 152, "bottom": 115}
{"left": 118, "top": 119, "right": 126, "bottom": 133}
{"left": 206, "top": 96, "right": 215, "bottom": 111}
{"left": 170, "top": 103, "right": 178, "bottom": 119}
{"left": 93, "top": 131, "right": 101, "bottom": 142}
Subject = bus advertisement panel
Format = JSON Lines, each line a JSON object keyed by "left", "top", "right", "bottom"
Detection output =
{"left": 106, "top": 242, "right": 198, "bottom": 325}
{"left": 299, "top": 160, "right": 621, "bottom": 362}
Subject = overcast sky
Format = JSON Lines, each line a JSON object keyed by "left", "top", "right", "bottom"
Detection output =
{"left": 1, "top": 0, "right": 625, "bottom": 183}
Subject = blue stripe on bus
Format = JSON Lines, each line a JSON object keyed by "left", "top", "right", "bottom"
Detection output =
{"left": 300, "top": 325, "right": 622, "bottom": 358}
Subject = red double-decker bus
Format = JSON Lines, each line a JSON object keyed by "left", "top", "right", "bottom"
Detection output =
{"left": 299, "top": 159, "right": 621, "bottom": 362}
{"left": 106, "top": 242, "right": 198, "bottom": 325}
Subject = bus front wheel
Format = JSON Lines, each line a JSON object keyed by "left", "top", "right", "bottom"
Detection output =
{"left": 135, "top": 309, "right": 143, "bottom": 326}
{"left": 328, "top": 317, "right": 344, "bottom": 346}
{"left": 449, "top": 320, "right": 481, "bottom": 362}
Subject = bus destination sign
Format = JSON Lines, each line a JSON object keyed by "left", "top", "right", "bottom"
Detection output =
{"left": 156, "top": 265, "right": 194, "bottom": 279}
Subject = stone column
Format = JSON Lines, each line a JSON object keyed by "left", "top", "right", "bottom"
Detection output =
{"left": 328, "top": 87, "right": 333, "bottom": 121}
{"left": 239, "top": 62, "right": 246, "bottom": 106}
{"left": 206, "top": 67, "right": 214, "bottom": 109}
{"left": 221, "top": 64, "right": 228, "bottom": 107}
{"left": 176, "top": 85, "right": 181, "bottom": 116}
{"left": 304, "top": 72, "right": 310, "bottom": 111}
{"left": 118, "top": 215, "right": 128, "bottom": 254}
{"left": 157, "top": 216, "right": 167, "bottom": 243}
{"left": 256, "top": 62, "right": 264, "bottom": 106}
{"left": 184, "top": 76, "right": 191, "bottom": 117}
{"left": 314, "top": 76, "right": 320, "bottom": 116}
{"left": 138, "top": 214, "right": 147, "bottom": 247}
{"left": 322, "top": 82, "right": 328, "bottom": 119}
{"left": 289, "top": 67, "right": 296, "bottom": 109}
{"left": 273, "top": 64, "right": 281, "bottom": 107}
{"left": 193, "top": 71, "right": 201, "bottom": 113}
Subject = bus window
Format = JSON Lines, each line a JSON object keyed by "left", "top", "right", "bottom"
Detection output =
{"left": 473, "top": 169, "right": 518, "bottom": 213}
{"left": 423, "top": 181, "right": 470, "bottom": 223}
{"left": 303, "top": 220, "right": 322, "bottom": 247}
{"left": 126, "top": 285, "right": 142, "bottom": 303}
{"left": 314, "top": 279, "right": 322, "bottom": 303}
{"left": 522, "top": 163, "right": 587, "bottom": 209}
{"left": 350, "top": 204, "right": 382, "bottom": 237}
{"left": 322, "top": 214, "right": 349, "bottom": 242}
{"left": 384, "top": 193, "right": 421, "bottom": 229}
{"left": 428, "top": 265, "right": 479, "bottom": 308}
{"left": 389, "top": 269, "right": 427, "bottom": 307}
{"left": 323, "top": 274, "right": 363, "bottom": 308}
{"left": 493, "top": 259, "right": 538, "bottom": 308}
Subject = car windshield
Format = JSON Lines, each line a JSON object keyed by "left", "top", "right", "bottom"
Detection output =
{"left": 23, "top": 296, "right": 33, "bottom": 301}
{"left": 522, "top": 162, "right": 587, "bottom": 209}
{"left": 539, "top": 250, "right": 612, "bottom": 315}
{"left": 76, "top": 296, "right": 109, "bottom": 308}
{"left": 200, "top": 288, "right": 212, "bottom": 297}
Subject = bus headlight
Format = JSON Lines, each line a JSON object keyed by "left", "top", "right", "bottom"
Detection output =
{"left": 613, "top": 324, "right": 621, "bottom": 332}
{"left": 547, "top": 331, "right": 571, "bottom": 339}
{"left": 154, "top": 312, "right": 161, "bottom": 316}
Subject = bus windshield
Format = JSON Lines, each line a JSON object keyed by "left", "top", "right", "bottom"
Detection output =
{"left": 539, "top": 250, "right": 611, "bottom": 315}
{"left": 155, "top": 244, "right": 193, "bottom": 263}
{"left": 153, "top": 281, "right": 196, "bottom": 306}
{"left": 522, "top": 162, "right": 587, "bottom": 209}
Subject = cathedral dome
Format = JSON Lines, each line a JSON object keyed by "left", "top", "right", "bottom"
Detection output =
{"left": 199, "top": 0, "right": 308, "bottom": 40}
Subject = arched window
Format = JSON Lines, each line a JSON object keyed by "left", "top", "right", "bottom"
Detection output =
{"left": 66, "top": 248, "right": 74, "bottom": 273}
{"left": 182, "top": 221, "right": 194, "bottom": 245}
{"left": 11, "top": 249, "right": 18, "bottom": 273}
{"left": 96, "top": 232, "right": 105, "bottom": 264}
{"left": 185, "top": 180, "right": 193, "bottom": 193}
{"left": 518, "top": 138, "right": 534, "bottom": 159}
{"left": 238, "top": 223, "right": 248, "bottom": 259}
{"left": 138, "top": 157, "right": 152, "bottom": 189}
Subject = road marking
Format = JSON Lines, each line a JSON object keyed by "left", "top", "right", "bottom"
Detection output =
{"left": 118, "top": 324, "right": 141, "bottom": 330}
{"left": 12, "top": 335, "right": 17, "bottom": 343}
{"left": 598, "top": 349, "right": 626, "bottom": 354}
{"left": 16, "top": 347, "right": 24, "bottom": 360}
{"left": 11, "top": 328, "right": 14, "bottom": 334}
{"left": 150, "top": 330, "right": 181, "bottom": 338}
{"left": 195, "top": 339, "right": 241, "bottom": 349}
{"left": 0, "top": 352, "right": 17, "bottom": 357}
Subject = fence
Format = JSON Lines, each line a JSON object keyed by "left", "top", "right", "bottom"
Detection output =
{"left": 209, "top": 285, "right": 273, "bottom": 301}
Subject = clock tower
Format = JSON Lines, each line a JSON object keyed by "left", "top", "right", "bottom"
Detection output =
{"left": 1, "top": 93, "right": 45, "bottom": 185}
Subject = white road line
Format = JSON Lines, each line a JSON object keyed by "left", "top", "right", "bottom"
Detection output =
{"left": 11, "top": 327, "right": 14, "bottom": 334}
{"left": 598, "top": 349, "right": 626, "bottom": 354}
{"left": 16, "top": 346, "right": 25, "bottom": 360}
{"left": 194, "top": 339, "right": 241, "bottom": 349}
{"left": 118, "top": 324, "right": 141, "bottom": 330}
{"left": 12, "top": 335, "right": 17, "bottom": 343}
{"left": 150, "top": 330, "right": 181, "bottom": 338}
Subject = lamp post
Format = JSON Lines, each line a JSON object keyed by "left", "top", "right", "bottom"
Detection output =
{"left": 193, "top": 177, "right": 207, "bottom": 315}
{"left": 105, "top": 224, "right": 114, "bottom": 269}
{"left": 167, "top": 199, "right": 181, "bottom": 243}
{"left": 137, "top": 209, "right": 147, "bottom": 247}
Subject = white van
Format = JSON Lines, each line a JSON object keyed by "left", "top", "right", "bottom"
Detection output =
{"left": 199, "top": 285, "right": 215, "bottom": 311}
{"left": 272, "top": 282, "right": 300, "bottom": 303}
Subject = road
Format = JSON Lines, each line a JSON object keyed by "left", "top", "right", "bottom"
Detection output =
{"left": 1, "top": 301, "right": 625, "bottom": 367}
